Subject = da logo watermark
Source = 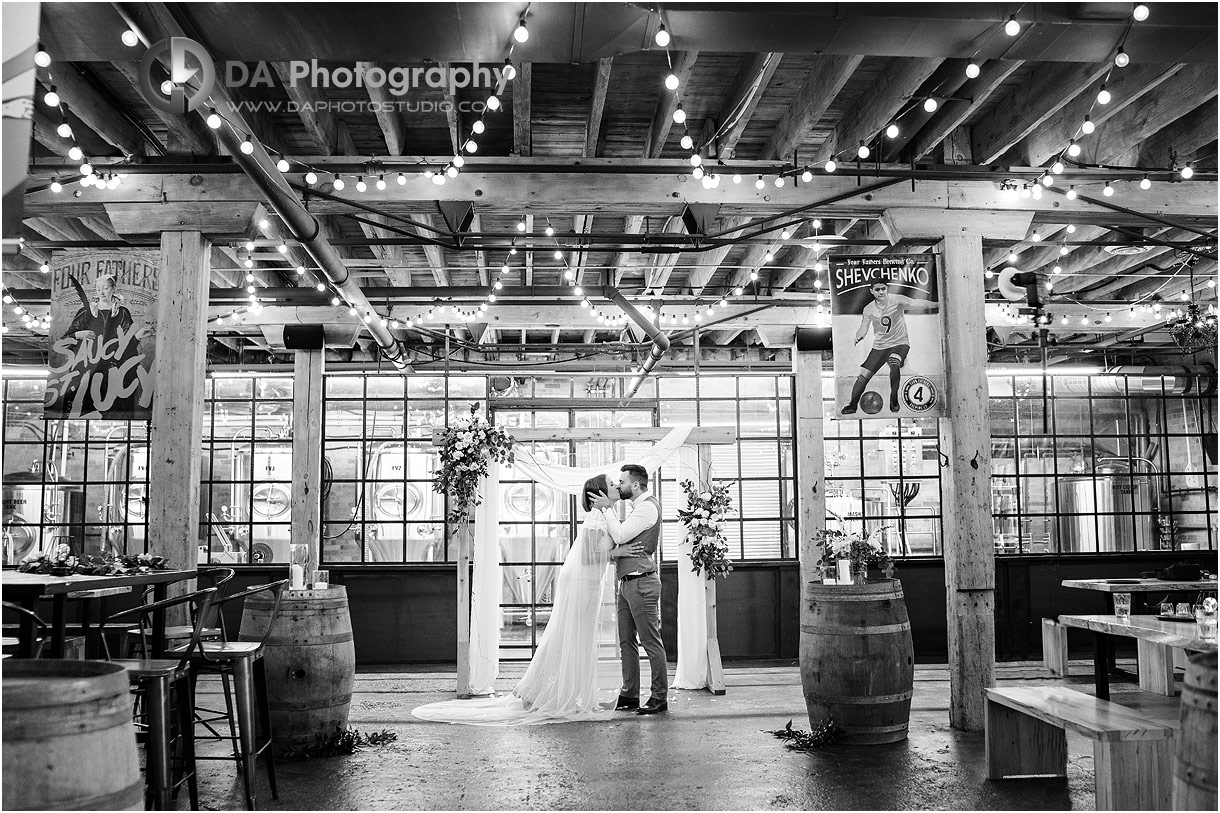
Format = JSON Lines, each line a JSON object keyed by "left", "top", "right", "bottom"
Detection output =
{"left": 138, "top": 37, "right": 215, "bottom": 114}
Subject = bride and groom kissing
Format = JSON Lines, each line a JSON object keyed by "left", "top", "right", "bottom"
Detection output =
{"left": 412, "top": 464, "right": 669, "bottom": 725}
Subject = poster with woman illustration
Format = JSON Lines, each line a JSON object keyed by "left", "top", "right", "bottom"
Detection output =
{"left": 828, "top": 254, "right": 946, "bottom": 420}
{"left": 44, "top": 250, "right": 158, "bottom": 420}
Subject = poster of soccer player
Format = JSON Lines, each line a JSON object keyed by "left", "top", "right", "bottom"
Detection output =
{"left": 828, "top": 254, "right": 945, "bottom": 419}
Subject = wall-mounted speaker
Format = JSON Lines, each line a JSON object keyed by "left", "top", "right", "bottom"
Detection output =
{"left": 795, "top": 326, "right": 832, "bottom": 352}
{"left": 283, "top": 324, "right": 326, "bottom": 350}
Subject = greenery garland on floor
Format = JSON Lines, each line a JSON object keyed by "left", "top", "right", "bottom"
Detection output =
{"left": 279, "top": 727, "right": 398, "bottom": 761}
{"left": 765, "top": 719, "right": 839, "bottom": 751}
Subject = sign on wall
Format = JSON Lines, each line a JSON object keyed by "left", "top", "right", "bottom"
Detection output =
{"left": 828, "top": 254, "right": 945, "bottom": 419}
{"left": 44, "top": 250, "right": 159, "bottom": 420}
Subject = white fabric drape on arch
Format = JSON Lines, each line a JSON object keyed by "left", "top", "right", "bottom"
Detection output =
{"left": 466, "top": 425, "right": 695, "bottom": 696}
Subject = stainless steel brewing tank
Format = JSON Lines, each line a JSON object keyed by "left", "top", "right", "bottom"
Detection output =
{"left": 1055, "top": 474, "right": 1155, "bottom": 552}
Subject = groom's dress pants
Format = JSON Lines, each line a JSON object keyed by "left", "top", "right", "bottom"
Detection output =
{"left": 617, "top": 573, "right": 667, "bottom": 702}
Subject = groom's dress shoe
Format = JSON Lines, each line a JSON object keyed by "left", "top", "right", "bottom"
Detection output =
{"left": 637, "top": 698, "right": 668, "bottom": 715}
{"left": 614, "top": 695, "right": 639, "bottom": 711}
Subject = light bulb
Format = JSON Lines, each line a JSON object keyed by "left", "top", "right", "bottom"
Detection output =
{"left": 513, "top": 20, "right": 529, "bottom": 43}
{"left": 1066, "top": 224, "right": 1076, "bottom": 233}
{"left": 446, "top": 165, "right": 458, "bottom": 178}
{"left": 923, "top": 98, "right": 938, "bottom": 113}
{"left": 763, "top": 252, "right": 773, "bottom": 263}
{"left": 465, "top": 138, "right": 478, "bottom": 152}
{"left": 825, "top": 158, "right": 837, "bottom": 173}
{"left": 240, "top": 139, "right": 254, "bottom": 154}
{"left": 296, "top": 265, "right": 305, "bottom": 275}
{"left": 517, "top": 219, "right": 527, "bottom": 232}
{"left": 886, "top": 123, "right": 899, "bottom": 138}
{"left": 665, "top": 73, "right": 680, "bottom": 91}
{"left": 121, "top": 29, "right": 139, "bottom": 47}
{"left": 44, "top": 88, "right": 60, "bottom": 107}
{"left": 1041, "top": 174, "right": 1054, "bottom": 187}
{"left": 857, "top": 142, "right": 870, "bottom": 159}
{"left": 376, "top": 175, "right": 386, "bottom": 190}
{"left": 1133, "top": 4, "right": 1149, "bottom": 22}
{"left": 486, "top": 94, "right": 501, "bottom": 112}
{"left": 1066, "top": 185, "right": 1077, "bottom": 200}
{"left": 396, "top": 172, "right": 406, "bottom": 185}
{"left": 1053, "top": 265, "right": 1063, "bottom": 274}
{"left": 503, "top": 60, "right": 517, "bottom": 81}
{"left": 965, "top": 61, "right": 981, "bottom": 79}
{"left": 689, "top": 153, "right": 702, "bottom": 167}
{"left": 693, "top": 166, "right": 706, "bottom": 180}
{"left": 780, "top": 228, "right": 792, "bottom": 240}
{"left": 1180, "top": 164, "right": 1194, "bottom": 179}
{"left": 672, "top": 105, "right": 686, "bottom": 124}
{"left": 1140, "top": 175, "right": 1151, "bottom": 190}
{"left": 276, "top": 158, "right": 290, "bottom": 172}
{"left": 1031, "top": 184, "right": 1043, "bottom": 199}
{"left": 732, "top": 173, "right": 742, "bottom": 184}
{"left": 50, "top": 180, "right": 62, "bottom": 193}
{"left": 1081, "top": 116, "right": 1095, "bottom": 135}
{"left": 107, "top": 174, "right": 120, "bottom": 189}
{"left": 277, "top": 241, "right": 288, "bottom": 254}
{"left": 1030, "top": 232, "right": 1042, "bottom": 242}
{"left": 734, "top": 287, "right": 743, "bottom": 296}
{"left": 80, "top": 173, "right": 95, "bottom": 187}
{"left": 79, "top": 162, "right": 92, "bottom": 175}
{"left": 654, "top": 24, "right": 670, "bottom": 47}
{"left": 472, "top": 119, "right": 485, "bottom": 134}
{"left": 1052, "top": 160, "right": 1065, "bottom": 174}
{"left": 754, "top": 175, "right": 765, "bottom": 189}
{"left": 774, "top": 176, "right": 785, "bottom": 187}
{"left": 801, "top": 169, "right": 813, "bottom": 182}
{"left": 34, "top": 50, "right": 51, "bottom": 68}
{"left": 1103, "top": 181, "right": 1114, "bottom": 196}
{"left": 1114, "top": 47, "right": 1130, "bottom": 67}
{"left": 243, "top": 258, "right": 253, "bottom": 269}
{"left": 332, "top": 175, "right": 345, "bottom": 190}
{"left": 305, "top": 171, "right": 318, "bottom": 185}
{"left": 56, "top": 122, "right": 72, "bottom": 138}
{"left": 1096, "top": 85, "right": 1111, "bottom": 104}
{"left": 68, "top": 146, "right": 82, "bottom": 161}
{"left": 680, "top": 134, "right": 693, "bottom": 150}
{"left": 1005, "top": 16, "right": 1020, "bottom": 36}
{"left": 1067, "top": 140, "right": 1080, "bottom": 157}
{"left": 545, "top": 225, "right": 555, "bottom": 236}
{"left": 453, "top": 155, "right": 465, "bottom": 168}
{"left": 1008, "top": 252, "right": 1019, "bottom": 264}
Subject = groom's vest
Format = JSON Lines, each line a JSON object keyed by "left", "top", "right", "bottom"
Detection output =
{"left": 615, "top": 495, "right": 661, "bottom": 580}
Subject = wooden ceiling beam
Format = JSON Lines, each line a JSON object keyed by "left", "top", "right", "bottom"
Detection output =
{"left": 1023, "top": 62, "right": 1185, "bottom": 167}
{"left": 412, "top": 214, "right": 450, "bottom": 287}
{"left": 611, "top": 215, "right": 645, "bottom": 286}
{"left": 971, "top": 61, "right": 1112, "bottom": 164}
{"left": 1110, "top": 258, "right": 1218, "bottom": 301}
{"left": 1138, "top": 97, "right": 1219, "bottom": 167}
{"left": 644, "top": 217, "right": 685, "bottom": 293}
{"left": 686, "top": 216, "right": 750, "bottom": 295}
{"left": 271, "top": 62, "right": 355, "bottom": 155}
{"left": 356, "top": 214, "right": 411, "bottom": 287}
{"left": 714, "top": 52, "right": 783, "bottom": 160}
{"left": 812, "top": 57, "right": 942, "bottom": 162}
{"left": 109, "top": 61, "right": 215, "bottom": 155}
{"left": 31, "top": 107, "right": 80, "bottom": 156}
{"left": 572, "top": 214, "right": 594, "bottom": 285}
{"left": 908, "top": 60, "right": 1023, "bottom": 161}
{"left": 1050, "top": 226, "right": 1174, "bottom": 289}
{"left": 761, "top": 55, "right": 863, "bottom": 161}
{"left": 1091, "top": 64, "right": 1219, "bottom": 166}
{"left": 513, "top": 62, "right": 532, "bottom": 158}
{"left": 440, "top": 62, "right": 462, "bottom": 155}
{"left": 357, "top": 62, "right": 406, "bottom": 155}
{"left": 35, "top": 66, "right": 150, "bottom": 157}
{"left": 643, "top": 51, "right": 699, "bottom": 158}
{"left": 584, "top": 58, "right": 613, "bottom": 158}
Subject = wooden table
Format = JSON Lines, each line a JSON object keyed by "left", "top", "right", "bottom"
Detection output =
{"left": 2, "top": 569, "right": 196, "bottom": 658}
{"left": 1057, "top": 613, "right": 1218, "bottom": 700}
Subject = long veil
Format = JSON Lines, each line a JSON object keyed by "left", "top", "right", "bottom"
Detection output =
{"left": 411, "top": 511, "right": 619, "bottom": 726}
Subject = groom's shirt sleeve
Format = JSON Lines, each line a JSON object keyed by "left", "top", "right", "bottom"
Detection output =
{"left": 603, "top": 500, "right": 660, "bottom": 547}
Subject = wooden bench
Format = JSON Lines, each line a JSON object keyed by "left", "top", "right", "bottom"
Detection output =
{"left": 985, "top": 686, "right": 1176, "bottom": 811}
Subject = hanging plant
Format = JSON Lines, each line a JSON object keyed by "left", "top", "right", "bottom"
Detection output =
{"left": 678, "top": 479, "right": 735, "bottom": 579}
{"left": 431, "top": 403, "right": 515, "bottom": 527}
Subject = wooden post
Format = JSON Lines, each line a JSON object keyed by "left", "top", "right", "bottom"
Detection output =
{"left": 794, "top": 348, "right": 828, "bottom": 570}
{"left": 148, "top": 231, "right": 210, "bottom": 585}
{"left": 454, "top": 520, "right": 473, "bottom": 698}
{"left": 879, "top": 208, "right": 1031, "bottom": 731}
{"left": 291, "top": 349, "right": 324, "bottom": 567}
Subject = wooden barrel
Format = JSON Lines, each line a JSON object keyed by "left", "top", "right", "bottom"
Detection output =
{"left": 801, "top": 579, "right": 915, "bottom": 745}
{"left": 1174, "top": 650, "right": 1217, "bottom": 811}
{"left": 240, "top": 586, "right": 356, "bottom": 750}
{"left": 2, "top": 660, "right": 143, "bottom": 810}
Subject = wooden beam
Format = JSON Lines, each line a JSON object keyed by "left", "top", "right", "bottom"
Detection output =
{"left": 611, "top": 214, "right": 646, "bottom": 286}
{"left": 356, "top": 214, "right": 411, "bottom": 286}
{"left": 644, "top": 51, "right": 699, "bottom": 158}
{"left": 31, "top": 107, "right": 79, "bottom": 156}
{"left": 715, "top": 53, "right": 783, "bottom": 160}
{"left": 272, "top": 62, "right": 355, "bottom": 155}
{"left": 908, "top": 60, "right": 1023, "bottom": 160}
{"left": 148, "top": 231, "right": 210, "bottom": 578}
{"left": 513, "top": 62, "right": 532, "bottom": 157}
{"left": 572, "top": 214, "right": 594, "bottom": 285}
{"left": 686, "top": 216, "right": 750, "bottom": 295}
{"left": 645, "top": 217, "right": 686, "bottom": 293}
{"left": 440, "top": 62, "right": 462, "bottom": 154}
{"left": 762, "top": 55, "right": 863, "bottom": 161}
{"left": 291, "top": 349, "right": 324, "bottom": 567}
{"left": 1138, "top": 97, "right": 1219, "bottom": 167}
{"left": 1024, "top": 62, "right": 1185, "bottom": 167}
{"left": 414, "top": 214, "right": 450, "bottom": 286}
{"left": 1091, "top": 64, "right": 1219, "bottom": 165}
{"left": 812, "top": 57, "right": 941, "bottom": 162}
{"left": 584, "top": 58, "right": 613, "bottom": 158}
{"left": 109, "top": 61, "right": 214, "bottom": 155}
{"left": 35, "top": 66, "right": 149, "bottom": 157}
{"left": 357, "top": 62, "right": 407, "bottom": 155}
{"left": 794, "top": 345, "right": 827, "bottom": 592}
{"left": 971, "top": 61, "right": 1111, "bottom": 164}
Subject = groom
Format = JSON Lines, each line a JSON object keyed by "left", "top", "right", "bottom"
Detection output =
{"left": 590, "top": 464, "right": 668, "bottom": 715}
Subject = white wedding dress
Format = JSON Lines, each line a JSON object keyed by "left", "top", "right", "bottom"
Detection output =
{"left": 411, "top": 510, "right": 619, "bottom": 725}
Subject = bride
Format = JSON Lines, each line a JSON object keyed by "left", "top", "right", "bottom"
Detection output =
{"left": 412, "top": 473, "right": 625, "bottom": 725}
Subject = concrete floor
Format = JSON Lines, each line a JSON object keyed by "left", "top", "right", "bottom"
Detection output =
{"left": 190, "top": 659, "right": 1184, "bottom": 811}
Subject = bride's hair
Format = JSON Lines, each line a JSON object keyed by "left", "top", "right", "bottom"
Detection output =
{"left": 581, "top": 474, "right": 610, "bottom": 512}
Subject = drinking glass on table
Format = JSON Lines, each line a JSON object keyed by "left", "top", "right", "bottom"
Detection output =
{"left": 1113, "top": 592, "right": 1131, "bottom": 621}
{"left": 1160, "top": 601, "right": 1175, "bottom": 617}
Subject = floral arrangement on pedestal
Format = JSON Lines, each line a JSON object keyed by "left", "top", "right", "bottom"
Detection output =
{"left": 678, "top": 479, "right": 734, "bottom": 579}
{"left": 431, "top": 403, "right": 516, "bottom": 527}
{"left": 815, "top": 526, "right": 894, "bottom": 583}
{"left": 18, "top": 543, "right": 173, "bottom": 576}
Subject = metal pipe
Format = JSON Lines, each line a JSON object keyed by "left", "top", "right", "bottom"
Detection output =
{"left": 604, "top": 287, "right": 671, "bottom": 398}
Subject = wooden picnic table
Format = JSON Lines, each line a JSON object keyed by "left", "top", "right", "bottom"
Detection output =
{"left": 2, "top": 569, "right": 196, "bottom": 658}
{"left": 1057, "top": 613, "right": 1217, "bottom": 700}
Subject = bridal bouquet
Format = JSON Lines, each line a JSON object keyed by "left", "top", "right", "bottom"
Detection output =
{"left": 432, "top": 403, "right": 516, "bottom": 526}
{"left": 678, "top": 479, "right": 734, "bottom": 580}
{"left": 815, "top": 526, "right": 894, "bottom": 579}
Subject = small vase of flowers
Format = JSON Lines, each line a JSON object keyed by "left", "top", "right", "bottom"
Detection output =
{"left": 815, "top": 526, "right": 894, "bottom": 584}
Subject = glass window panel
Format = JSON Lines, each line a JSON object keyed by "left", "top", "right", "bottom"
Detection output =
{"left": 449, "top": 377, "right": 487, "bottom": 399}
{"left": 3, "top": 442, "right": 43, "bottom": 472}
{"left": 321, "top": 524, "right": 361, "bottom": 563}
{"left": 698, "top": 377, "right": 738, "bottom": 398}
{"left": 407, "top": 376, "right": 446, "bottom": 398}
{"left": 523, "top": 377, "right": 571, "bottom": 399}
{"left": 364, "top": 401, "right": 405, "bottom": 438}
{"left": 448, "top": 401, "right": 487, "bottom": 424}
{"left": 212, "top": 378, "right": 252, "bottom": 399}
{"left": 738, "top": 377, "right": 776, "bottom": 398}
{"left": 987, "top": 376, "right": 1015, "bottom": 397}
{"left": 6, "top": 379, "right": 47, "bottom": 401}
{"left": 740, "top": 480, "right": 781, "bottom": 517}
{"left": 900, "top": 437, "right": 941, "bottom": 477}
{"left": 718, "top": 521, "right": 743, "bottom": 560}
{"left": 990, "top": 398, "right": 1016, "bottom": 436}
{"left": 404, "top": 400, "right": 445, "bottom": 437}
{"left": 210, "top": 401, "right": 254, "bottom": 440}
{"left": 742, "top": 521, "right": 782, "bottom": 558}
{"left": 739, "top": 441, "right": 779, "bottom": 476}
{"left": 253, "top": 400, "right": 293, "bottom": 435}
{"left": 776, "top": 399, "right": 792, "bottom": 436}
{"left": 738, "top": 400, "right": 778, "bottom": 436}
{"left": 253, "top": 377, "right": 292, "bottom": 400}
{"left": 1091, "top": 399, "right": 1128, "bottom": 436}
{"left": 660, "top": 377, "right": 697, "bottom": 398}
{"left": 659, "top": 521, "right": 681, "bottom": 561}
{"left": 699, "top": 400, "right": 737, "bottom": 427}
{"left": 660, "top": 400, "right": 698, "bottom": 426}
{"left": 709, "top": 444, "right": 739, "bottom": 478}
{"left": 532, "top": 411, "right": 570, "bottom": 428}
{"left": 1053, "top": 397, "right": 1091, "bottom": 434}
{"left": 324, "top": 377, "right": 363, "bottom": 398}
{"left": 361, "top": 376, "right": 402, "bottom": 399}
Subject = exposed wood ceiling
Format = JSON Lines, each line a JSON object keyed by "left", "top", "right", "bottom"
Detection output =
{"left": 5, "top": 1, "right": 1217, "bottom": 369}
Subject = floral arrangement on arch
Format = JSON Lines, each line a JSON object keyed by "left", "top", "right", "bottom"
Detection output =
{"left": 815, "top": 524, "right": 895, "bottom": 579}
{"left": 18, "top": 543, "right": 173, "bottom": 576}
{"left": 431, "top": 403, "right": 516, "bottom": 527}
{"left": 678, "top": 479, "right": 735, "bottom": 580}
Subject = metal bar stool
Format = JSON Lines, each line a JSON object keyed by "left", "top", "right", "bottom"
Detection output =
{"left": 124, "top": 568, "right": 235, "bottom": 657}
{"left": 100, "top": 587, "right": 219, "bottom": 811}
{"left": 175, "top": 579, "right": 287, "bottom": 811}
{"left": 1, "top": 601, "right": 48, "bottom": 659}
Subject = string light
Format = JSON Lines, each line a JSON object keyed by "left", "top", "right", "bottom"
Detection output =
{"left": 513, "top": 18, "right": 529, "bottom": 43}
{"left": 1081, "top": 115, "right": 1095, "bottom": 135}
{"left": 1180, "top": 163, "right": 1194, "bottom": 179}
{"left": 665, "top": 72, "right": 680, "bottom": 90}
{"left": 332, "top": 174, "right": 345, "bottom": 190}
{"left": 654, "top": 23, "right": 670, "bottom": 47}
{"left": 856, "top": 142, "right": 870, "bottom": 159}
{"left": 33, "top": 50, "right": 51, "bottom": 68}
{"left": 239, "top": 139, "right": 254, "bottom": 154}
{"left": 1066, "top": 139, "right": 1081, "bottom": 157}
{"left": 1140, "top": 175, "right": 1151, "bottom": 190}
{"left": 824, "top": 158, "right": 837, "bottom": 172}
{"left": 672, "top": 104, "right": 686, "bottom": 124}
{"left": 1004, "top": 15, "right": 1020, "bottom": 36}
{"left": 801, "top": 168, "right": 813, "bottom": 182}
{"left": 1114, "top": 46, "right": 1130, "bottom": 67}
{"left": 922, "top": 98, "right": 938, "bottom": 113}
{"left": 1096, "top": 85, "right": 1111, "bottom": 104}
{"left": 885, "top": 123, "right": 900, "bottom": 138}
{"left": 376, "top": 175, "right": 387, "bottom": 190}
{"left": 1133, "top": 4, "right": 1149, "bottom": 22}
{"left": 965, "top": 61, "right": 981, "bottom": 79}
{"left": 304, "top": 171, "right": 318, "bottom": 185}
{"left": 1102, "top": 180, "right": 1114, "bottom": 196}
{"left": 43, "top": 87, "right": 60, "bottom": 107}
